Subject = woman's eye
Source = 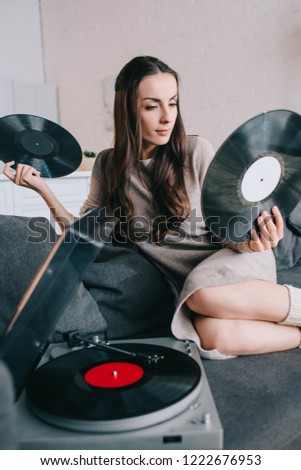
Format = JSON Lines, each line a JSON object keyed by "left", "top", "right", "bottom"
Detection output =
{"left": 170, "top": 102, "right": 178, "bottom": 107}
{"left": 145, "top": 105, "right": 157, "bottom": 110}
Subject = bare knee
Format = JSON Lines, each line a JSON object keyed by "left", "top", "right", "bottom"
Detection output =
{"left": 194, "top": 316, "right": 241, "bottom": 356}
{"left": 186, "top": 287, "right": 219, "bottom": 315}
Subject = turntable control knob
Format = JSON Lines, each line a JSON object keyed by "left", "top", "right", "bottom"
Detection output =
{"left": 202, "top": 412, "right": 211, "bottom": 426}
{"left": 190, "top": 412, "right": 212, "bottom": 427}
{"left": 92, "top": 335, "right": 102, "bottom": 343}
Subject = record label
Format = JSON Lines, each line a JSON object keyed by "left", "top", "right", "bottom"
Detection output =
{"left": 241, "top": 155, "right": 282, "bottom": 202}
{"left": 19, "top": 130, "right": 55, "bottom": 157}
{"left": 84, "top": 362, "right": 144, "bottom": 388}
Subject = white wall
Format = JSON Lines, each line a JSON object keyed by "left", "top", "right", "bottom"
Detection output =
{"left": 0, "top": 0, "right": 44, "bottom": 83}
{"left": 40, "top": 0, "right": 301, "bottom": 154}
{"left": 0, "top": 0, "right": 44, "bottom": 172}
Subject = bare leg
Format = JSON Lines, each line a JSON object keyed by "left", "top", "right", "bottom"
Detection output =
{"left": 186, "top": 280, "right": 290, "bottom": 323}
{"left": 194, "top": 316, "right": 301, "bottom": 356}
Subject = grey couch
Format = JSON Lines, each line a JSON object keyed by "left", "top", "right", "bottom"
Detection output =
{"left": 204, "top": 208, "right": 301, "bottom": 450}
{"left": 1, "top": 210, "right": 301, "bottom": 449}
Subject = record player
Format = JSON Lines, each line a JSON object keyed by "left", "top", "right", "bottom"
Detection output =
{"left": 0, "top": 208, "right": 223, "bottom": 450}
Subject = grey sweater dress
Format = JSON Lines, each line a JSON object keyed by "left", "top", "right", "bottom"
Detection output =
{"left": 81, "top": 135, "right": 277, "bottom": 359}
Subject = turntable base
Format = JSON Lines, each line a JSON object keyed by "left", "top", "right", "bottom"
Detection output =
{"left": 15, "top": 338, "right": 223, "bottom": 450}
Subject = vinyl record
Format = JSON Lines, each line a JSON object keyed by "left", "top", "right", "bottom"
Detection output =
{"left": 0, "top": 114, "right": 82, "bottom": 177}
{"left": 26, "top": 343, "right": 201, "bottom": 433}
{"left": 201, "top": 109, "right": 301, "bottom": 242}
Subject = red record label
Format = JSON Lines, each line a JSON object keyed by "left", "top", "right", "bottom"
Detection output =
{"left": 84, "top": 361, "right": 144, "bottom": 388}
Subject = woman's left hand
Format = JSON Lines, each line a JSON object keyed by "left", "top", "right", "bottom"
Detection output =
{"left": 248, "top": 205, "right": 284, "bottom": 252}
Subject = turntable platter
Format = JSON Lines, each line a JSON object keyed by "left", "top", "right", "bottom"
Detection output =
{"left": 26, "top": 343, "right": 202, "bottom": 433}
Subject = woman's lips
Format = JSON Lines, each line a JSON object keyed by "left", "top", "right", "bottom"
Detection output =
{"left": 156, "top": 129, "right": 170, "bottom": 136}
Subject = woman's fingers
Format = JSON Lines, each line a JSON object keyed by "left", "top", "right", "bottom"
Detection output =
{"left": 249, "top": 206, "right": 284, "bottom": 252}
{"left": 271, "top": 205, "right": 284, "bottom": 240}
{"left": 3, "top": 162, "right": 41, "bottom": 189}
{"left": 260, "top": 212, "right": 277, "bottom": 247}
{"left": 259, "top": 207, "right": 284, "bottom": 247}
{"left": 14, "top": 164, "right": 32, "bottom": 186}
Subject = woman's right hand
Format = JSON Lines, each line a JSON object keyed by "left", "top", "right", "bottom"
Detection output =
{"left": 3, "top": 161, "right": 48, "bottom": 194}
{"left": 3, "top": 160, "right": 74, "bottom": 230}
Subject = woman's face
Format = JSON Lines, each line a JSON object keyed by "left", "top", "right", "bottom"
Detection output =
{"left": 138, "top": 72, "right": 178, "bottom": 159}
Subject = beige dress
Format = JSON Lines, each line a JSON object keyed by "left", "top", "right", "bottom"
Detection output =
{"left": 81, "top": 135, "right": 277, "bottom": 359}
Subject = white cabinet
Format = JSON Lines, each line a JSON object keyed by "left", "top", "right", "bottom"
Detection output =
{"left": 0, "top": 180, "right": 14, "bottom": 215}
{"left": 0, "top": 171, "right": 91, "bottom": 221}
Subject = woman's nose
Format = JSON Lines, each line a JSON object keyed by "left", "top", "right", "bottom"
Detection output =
{"left": 160, "top": 108, "right": 172, "bottom": 123}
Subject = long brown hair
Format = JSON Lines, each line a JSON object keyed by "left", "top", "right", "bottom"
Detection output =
{"left": 101, "top": 56, "right": 190, "bottom": 242}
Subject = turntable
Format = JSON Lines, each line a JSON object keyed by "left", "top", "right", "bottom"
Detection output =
{"left": 0, "top": 208, "right": 223, "bottom": 450}
{"left": 15, "top": 338, "right": 222, "bottom": 449}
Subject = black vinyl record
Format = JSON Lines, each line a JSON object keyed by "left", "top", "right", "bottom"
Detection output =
{"left": 26, "top": 343, "right": 201, "bottom": 432}
{"left": 202, "top": 109, "right": 301, "bottom": 242}
{"left": 0, "top": 114, "right": 82, "bottom": 177}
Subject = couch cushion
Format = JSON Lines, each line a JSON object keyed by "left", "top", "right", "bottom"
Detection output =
{"left": 83, "top": 244, "right": 175, "bottom": 339}
{"left": 287, "top": 201, "right": 301, "bottom": 236}
{"left": 204, "top": 348, "right": 301, "bottom": 449}
{"left": 273, "top": 217, "right": 301, "bottom": 271}
{"left": 0, "top": 215, "right": 107, "bottom": 341}
{"left": 0, "top": 215, "right": 174, "bottom": 342}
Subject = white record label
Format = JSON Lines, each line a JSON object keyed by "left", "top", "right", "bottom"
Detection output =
{"left": 241, "top": 156, "right": 282, "bottom": 202}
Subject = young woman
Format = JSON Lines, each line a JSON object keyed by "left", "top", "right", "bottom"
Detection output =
{"left": 4, "top": 56, "right": 301, "bottom": 359}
